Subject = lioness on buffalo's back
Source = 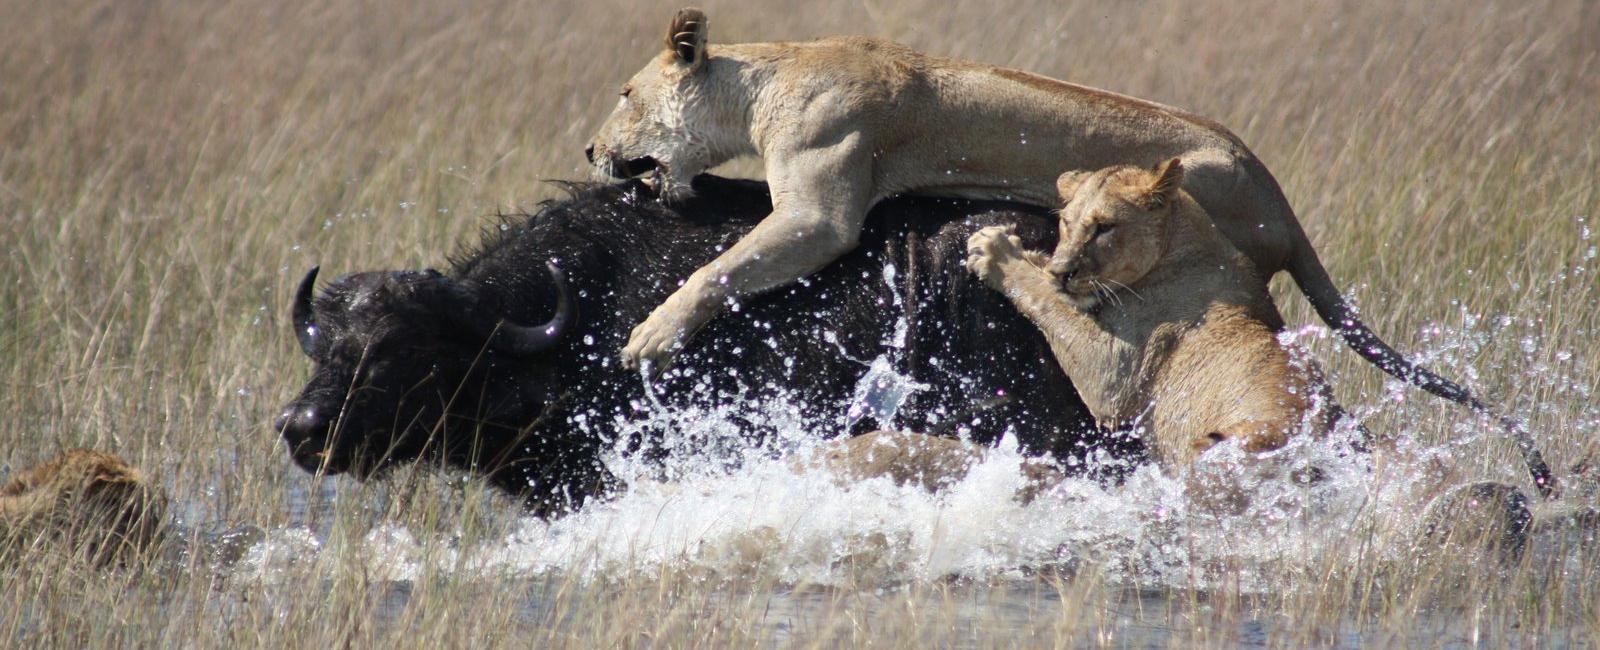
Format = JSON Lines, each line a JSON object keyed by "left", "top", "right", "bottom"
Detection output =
{"left": 585, "top": 7, "right": 1552, "bottom": 495}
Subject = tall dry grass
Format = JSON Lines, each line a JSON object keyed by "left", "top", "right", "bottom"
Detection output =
{"left": 1, "top": 0, "right": 1597, "bottom": 646}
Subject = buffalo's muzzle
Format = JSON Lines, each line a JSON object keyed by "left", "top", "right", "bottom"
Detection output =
{"left": 276, "top": 405, "right": 341, "bottom": 473}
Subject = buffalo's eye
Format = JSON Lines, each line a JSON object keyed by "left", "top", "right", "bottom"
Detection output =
{"left": 1092, "top": 222, "right": 1116, "bottom": 238}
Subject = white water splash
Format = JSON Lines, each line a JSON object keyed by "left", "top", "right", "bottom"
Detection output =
{"left": 233, "top": 305, "right": 1596, "bottom": 593}
{"left": 845, "top": 355, "right": 929, "bottom": 431}
{"left": 841, "top": 261, "right": 928, "bottom": 430}
{"left": 236, "top": 391, "right": 1401, "bottom": 591}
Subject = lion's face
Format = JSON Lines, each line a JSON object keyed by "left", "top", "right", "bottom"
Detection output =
{"left": 586, "top": 8, "right": 730, "bottom": 202}
{"left": 1046, "top": 160, "right": 1185, "bottom": 310}
{"left": 588, "top": 57, "right": 709, "bottom": 199}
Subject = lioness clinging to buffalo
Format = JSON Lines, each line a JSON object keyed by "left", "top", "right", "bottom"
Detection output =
{"left": 966, "top": 160, "right": 1341, "bottom": 468}
{"left": 585, "top": 7, "right": 1552, "bottom": 495}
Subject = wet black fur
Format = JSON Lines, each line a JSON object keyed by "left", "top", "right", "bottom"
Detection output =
{"left": 277, "top": 175, "right": 1141, "bottom": 517}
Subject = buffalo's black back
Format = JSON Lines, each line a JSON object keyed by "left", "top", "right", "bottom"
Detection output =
{"left": 463, "top": 176, "right": 1137, "bottom": 478}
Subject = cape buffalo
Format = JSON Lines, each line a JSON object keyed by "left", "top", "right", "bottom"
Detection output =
{"left": 277, "top": 175, "right": 1138, "bottom": 516}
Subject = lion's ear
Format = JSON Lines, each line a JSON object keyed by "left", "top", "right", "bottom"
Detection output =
{"left": 1142, "top": 158, "right": 1184, "bottom": 209}
{"left": 665, "top": 7, "right": 708, "bottom": 71}
{"left": 1055, "top": 170, "right": 1091, "bottom": 203}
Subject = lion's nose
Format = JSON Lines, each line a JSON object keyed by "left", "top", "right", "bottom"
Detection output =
{"left": 584, "top": 144, "right": 595, "bottom": 164}
{"left": 1050, "top": 260, "right": 1080, "bottom": 282}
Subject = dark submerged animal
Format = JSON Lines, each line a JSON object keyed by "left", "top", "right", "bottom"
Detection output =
{"left": 277, "top": 175, "right": 1137, "bottom": 517}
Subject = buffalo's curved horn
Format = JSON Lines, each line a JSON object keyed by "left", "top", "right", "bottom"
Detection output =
{"left": 456, "top": 262, "right": 574, "bottom": 356}
{"left": 292, "top": 266, "right": 321, "bottom": 357}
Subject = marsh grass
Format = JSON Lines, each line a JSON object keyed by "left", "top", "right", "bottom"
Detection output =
{"left": 2, "top": 0, "right": 1598, "bottom": 646}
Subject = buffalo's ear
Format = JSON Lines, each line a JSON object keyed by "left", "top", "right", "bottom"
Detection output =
{"left": 1055, "top": 170, "right": 1092, "bottom": 204}
{"left": 1141, "top": 158, "right": 1184, "bottom": 210}
{"left": 664, "top": 7, "right": 708, "bottom": 71}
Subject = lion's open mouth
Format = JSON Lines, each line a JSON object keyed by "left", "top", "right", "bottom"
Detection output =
{"left": 1059, "top": 279, "right": 1106, "bottom": 312}
{"left": 1057, "top": 274, "right": 1091, "bottom": 296}
{"left": 608, "top": 156, "right": 658, "bottom": 179}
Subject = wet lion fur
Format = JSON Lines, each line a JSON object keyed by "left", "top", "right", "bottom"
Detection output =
{"left": 967, "top": 161, "right": 1340, "bottom": 468}
{"left": 0, "top": 448, "right": 167, "bottom": 565}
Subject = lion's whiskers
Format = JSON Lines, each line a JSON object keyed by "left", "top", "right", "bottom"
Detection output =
{"left": 1103, "top": 279, "right": 1144, "bottom": 303}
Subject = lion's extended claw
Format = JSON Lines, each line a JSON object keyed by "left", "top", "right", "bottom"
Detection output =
{"left": 621, "top": 319, "right": 681, "bottom": 372}
{"left": 620, "top": 297, "right": 707, "bottom": 374}
{"left": 966, "top": 226, "right": 1024, "bottom": 287}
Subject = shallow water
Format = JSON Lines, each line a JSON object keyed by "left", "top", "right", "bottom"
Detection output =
{"left": 206, "top": 392, "right": 1589, "bottom": 641}
{"left": 211, "top": 283, "right": 1599, "bottom": 643}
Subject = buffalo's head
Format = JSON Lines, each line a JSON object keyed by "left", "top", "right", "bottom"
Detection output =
{"left": 275, "top": 263, "right": 572, "bottom": 484}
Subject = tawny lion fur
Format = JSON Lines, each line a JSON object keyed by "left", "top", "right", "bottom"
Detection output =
{"left": 966, "top": 161, "right": 1339, "bottom": 467}
{"left": 799, "top": 430, "right": 1063, "bottom": 503}
{"left": 593, "top": 9, "right": 1312, "bottom": 370}
{"left": 0, "top": 448, "right": 167, "bottom": 564}
{"left": 585, "top": 7, "right": 1551, "bottom": 493}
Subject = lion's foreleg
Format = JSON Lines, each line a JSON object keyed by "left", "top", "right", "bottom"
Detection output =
{"left": 621, "top": 138, "right": 875, "bottom": 370}
{"left": 968, "top": 228, "right": 1111, "bottom": 373}
{"left": 967, "top": 226, "right": 1125, "bottom": 419}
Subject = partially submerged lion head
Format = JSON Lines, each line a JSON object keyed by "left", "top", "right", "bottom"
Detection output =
{"left": 585, "top": 8, "right": 746, "bottom": 202}
{"left": 0, "top": 448, "right": 167, "bottom": 565}
{"left": 1046, "top": 158, "right": 1189, "bottom": 310}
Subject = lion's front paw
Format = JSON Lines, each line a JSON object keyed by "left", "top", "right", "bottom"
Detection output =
{"left": 622, "top": 287, "right": 721, "bottom": 373}
{"left": 965, "top": 226, "right": 1026, "bottom": 289}
{"left": 621, "top": 309, "right": 693, "bottom": 373}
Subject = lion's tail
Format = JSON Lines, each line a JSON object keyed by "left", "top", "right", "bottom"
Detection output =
{"left": 1253, "top": 161, "right": 1558, "bottom": 498}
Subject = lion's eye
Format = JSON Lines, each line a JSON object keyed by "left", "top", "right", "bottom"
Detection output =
{"left": 620, "top": 85, "right": 633, "bottom": 98}
{"left": 1092, "top": 222, "right": 1116, "bottom": 238}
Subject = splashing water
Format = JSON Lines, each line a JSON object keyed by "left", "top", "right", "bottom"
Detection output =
{"left": 238, "top": 382, "right": 1431, "bottom": 592}
{"left": 845, "top": 355, "right": 928, "bottom": 431}
{"left": 236, "top": 302, "right": 1598, "bottom": 597}
{"left": 841, "top": 261, "right": 929, "bottom": 431}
